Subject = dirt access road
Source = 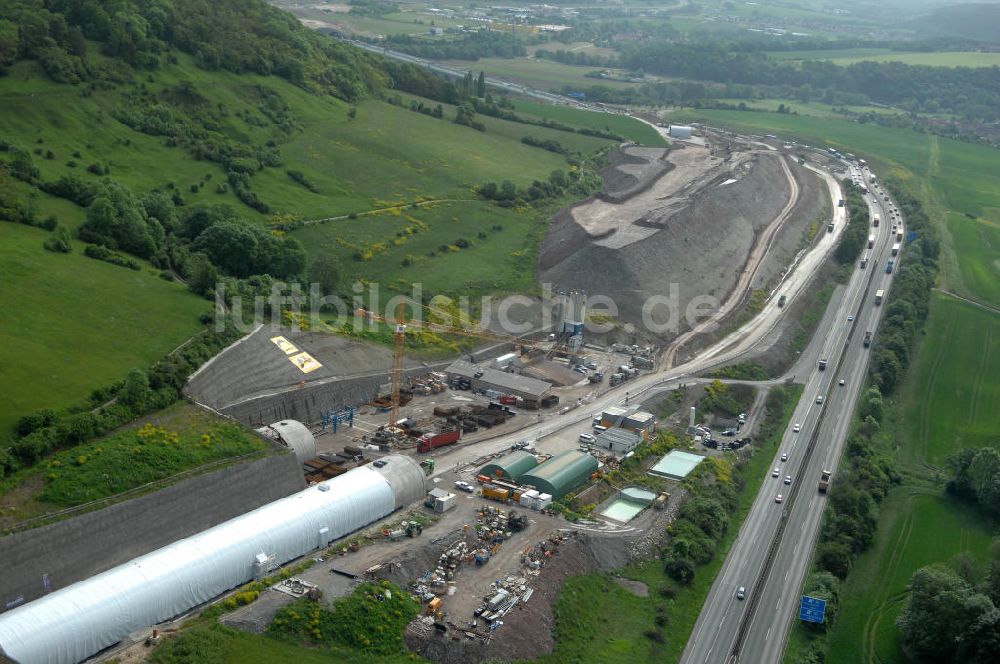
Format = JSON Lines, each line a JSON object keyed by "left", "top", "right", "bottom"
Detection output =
{"left": 661, "top": 152, "right": 800, "bottom": 369}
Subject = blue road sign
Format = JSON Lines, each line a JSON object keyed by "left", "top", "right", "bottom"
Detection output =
{"left": 799, "top": 595, "right": 827, "bottom": 624}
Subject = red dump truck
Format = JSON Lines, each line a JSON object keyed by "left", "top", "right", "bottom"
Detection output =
{"left": 417, "top": 429, "right": 461, "bottom": 453}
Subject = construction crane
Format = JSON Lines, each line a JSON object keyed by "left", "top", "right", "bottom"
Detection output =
{"left": 355, "top": 305, "right": 557, "bottom": 427}
{"left": 389, "top": 301, "right": 407, "bottom": 428}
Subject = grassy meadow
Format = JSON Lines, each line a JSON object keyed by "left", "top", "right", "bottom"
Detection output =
{"left": 768, "top": 49, "right": 1000, "bottom": 68}
{"left": 513, "top": 99, "right": 666, "bottom": 146}
{"left": 0, "top": 222, "right": 209, "bottom": 435}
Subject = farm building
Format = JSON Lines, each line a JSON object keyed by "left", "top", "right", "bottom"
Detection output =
{"left": 480, "top": 450, "right": 540, "bottom": 481}
{"left": 0, "top": 456, "right": 426, "bottom": 664}
{"left": 446, "top": 359, "right": 552, "bottom": 402}
{"left": 595, "top": 428, "right": 643, "bottom": 455}
{"left": 519, "top": 450, "right": 598, "bottom": 500}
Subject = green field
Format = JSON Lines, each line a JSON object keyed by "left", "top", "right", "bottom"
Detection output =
{"left": 946, "top": 213, "right": 1000, "bottom": 304}
{"left": 770, "top": 49, "right": 1000, "bottom": 68}
{"left": 293, "top": 200, "right": 545, "bottom": 298}
{"left": 897, "top": 295, "right": 1000, "bottom": 469}
{"left": 513, "top": 99, "right": 666, "bottom": 145}
{"left": 0, "top": 222, "right": 209, "bottom": 435}
{"left": 796, "top": 489, "right": 996, "bottom": 664}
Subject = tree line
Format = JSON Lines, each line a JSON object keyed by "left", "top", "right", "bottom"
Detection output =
{"left": 381, "top": 31, "right": 529, "bottom": 61}
{"left": 619, "top": 42, "right": 1000, "bottom": 122}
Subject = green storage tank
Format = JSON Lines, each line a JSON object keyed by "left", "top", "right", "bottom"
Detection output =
{"left": 519, "top": 450, "right": 598, "bottom": 500}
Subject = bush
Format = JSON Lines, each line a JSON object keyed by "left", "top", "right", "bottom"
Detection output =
{"left": 664, "top": 556, "right": 696, "bottom": 585}
{"left": 43, "top": 227, "right": 73, "bottom": 253}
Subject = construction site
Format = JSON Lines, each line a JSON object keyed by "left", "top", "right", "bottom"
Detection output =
{"left": 0, "top": 125, "right": 853, "bottom": 664}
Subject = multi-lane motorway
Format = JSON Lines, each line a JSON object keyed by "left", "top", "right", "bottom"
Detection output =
{"left": 681, "top": 165, "right": 901, "bottom": 664}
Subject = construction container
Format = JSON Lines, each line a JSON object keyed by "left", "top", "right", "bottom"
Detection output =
{"left": 520, "top": 489, "right": 540, "bottom": 510}
{"left": 426, "top": 597, "right": 442, "bottom": 614}
{"left": 434, "top": 494, "right": 456, "bottom": 513}
{"left": 536, "top": 493, "right": 553, "bottom": 510}
{"left": 482, "top": 485, "right": 511, "bottom": 501}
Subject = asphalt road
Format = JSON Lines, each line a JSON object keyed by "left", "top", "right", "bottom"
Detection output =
{"left": 681, "top": 165, "right": 901, "bottom": 664}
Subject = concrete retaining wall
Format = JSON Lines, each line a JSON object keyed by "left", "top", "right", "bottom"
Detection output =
{"left": 0, "top": 452, "right": 305, "bottom": 613}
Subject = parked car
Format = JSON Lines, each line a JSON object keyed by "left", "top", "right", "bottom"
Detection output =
{"left": 578, "top": 433, "right": 596, "bottom": 444}
{"left": 454, "top": 481, "right": 474, "bottom": 493}
{"left": 722, "top": 428, "right": 736, "bottom": 437}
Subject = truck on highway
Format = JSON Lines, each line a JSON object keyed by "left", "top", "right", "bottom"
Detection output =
{"left": 892, "top": 242, "right": 901, "bottom": 256}
{"left": 874, "top": 289, "right": 884, "bottom": 305}
{"left": 818, "top": 358, "right": 827, "bottom": 370}
{"left": 863, "top": 331, "right": 872, "bottom": 347}
{"left": 896, "top": 229, "right": 904, "bottom": 242}
{"left": 819, "top": 470, "right": 832, "bottom": 493}
{"left": 873, "top": 214, "right": 880, "bottom": 227}
{"left": 868, "top": 234, "right": 875, "bottom": 249}
{"left": 886, "top": 259, "right": 895, "bottom": 273}
{"left": 417, "top": 428, "right": 461, "bottom": 453}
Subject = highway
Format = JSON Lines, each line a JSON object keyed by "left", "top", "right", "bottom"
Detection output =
{"left": 681, "top": 165, "right": 901, "bottom": 664}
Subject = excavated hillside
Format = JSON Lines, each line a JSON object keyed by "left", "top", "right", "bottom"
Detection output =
{"left": 538, "top": 144, "right": 824, "bottom": 339}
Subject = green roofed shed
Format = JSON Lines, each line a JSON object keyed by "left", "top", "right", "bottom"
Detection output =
{"left": 519, "top": 450, "right": 598, "bottom": 500}
{"left": 480, "top": 450, "right": 540, "bottom": 482}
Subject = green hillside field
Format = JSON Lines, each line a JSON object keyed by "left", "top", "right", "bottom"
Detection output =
{"left": 0, "top": 222, "right": 209, "bottom": 434}
{"left": 0, "top": 35, "right": 621, "bottom": 437}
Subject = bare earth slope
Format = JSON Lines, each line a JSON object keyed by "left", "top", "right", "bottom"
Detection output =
{"left": 539, "top": 145, "right": 820, "bottom": 336}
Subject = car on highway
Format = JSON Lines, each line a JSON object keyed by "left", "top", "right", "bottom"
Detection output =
{"left": 772, "top": 467, "right": 780, "bottom": 478}
{"left": 578, "top": 433, "right": 596, "bottom": 444}
{"left": 454, "top": 481, "right": 474, "bottom": 493}
{"left": 847, "top": 315, "right": 854, "bottom": 321}
{"left": 736, "top": 587, "right": 746, "bottom": 600}
{"left": 816, "top": 395, "right": 825, "bottom": 404}
{"left": 775, "top": 494, "right": 784, "bottom": 503}
{"left": 839, "top": 378, "right": 846, "bottom": 386}
{"left": 784, "top": 475, "right": 792, "bottom": 485}
{"left": 793, "top": 423, "right": 801, "bottom": 433}
{"left": 781, "top": 452, "right": 788, "bottom": 462}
